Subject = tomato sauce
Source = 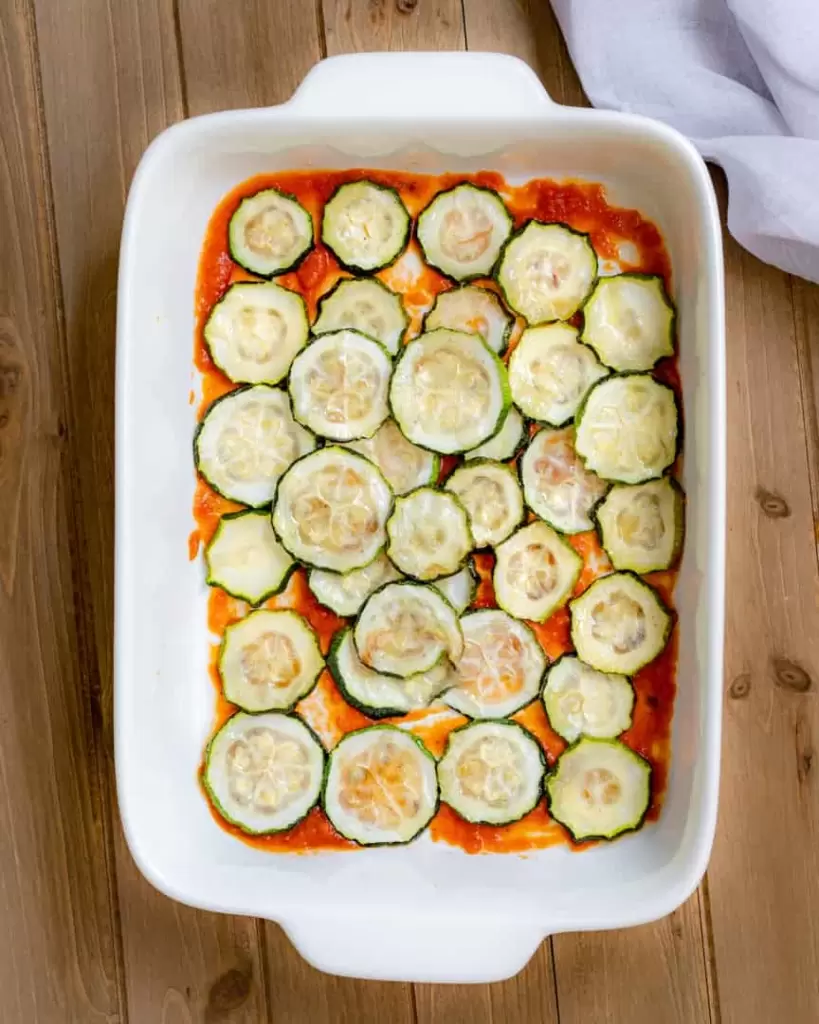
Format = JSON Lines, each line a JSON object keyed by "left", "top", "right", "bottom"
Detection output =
{"left": 193, "top": 168, "right": 679, "bottom": 855}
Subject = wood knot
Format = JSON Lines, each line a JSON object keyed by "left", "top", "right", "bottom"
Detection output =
{"left": 396, "top": 0, "right": 418, "bottom": 11}
{"left": 755, "top": 487, "right": 790, "bottom": 519}
{"left": 772, "top": 658, "right": 812, "bottom": 693}
{"left": 206, "top": 967, "right": 252, "bottom": 1015}
{"left": 728, "top": 674, "right": 751, "bottom": 700}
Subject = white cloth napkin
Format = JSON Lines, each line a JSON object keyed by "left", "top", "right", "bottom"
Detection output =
{"left": 550, "top": 0, "right": 819, "bottom": 282}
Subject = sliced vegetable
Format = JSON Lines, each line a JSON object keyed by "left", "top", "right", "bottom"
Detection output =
{"left": 508, "top": 322, "right": 608, "bottom": 426}
{"left": 444, "top": 610, "right": 546, "bottom": 718}
{"left": 313, "top": 277, "right": 408, "bottom": 355}
{"left": 438, "top": 720, "right": 545, "bottom": 825}
{"left": 575, "top": 374, "right": 679, "bottom": 484}
{"left": 497, "top": 221, "right": 597, "bottom": 323}
{"left": 386, "top": 487, "right": 473, "bottom": 581}
{"left": 288, "top": 329, "right": 391, "bottom": 441}
{"left": 546, "top": 737, "right": 651, "bottom": 841}
{"left": 228, "top": 189, "right": 313, "bottom": 277}
{"left": 205, "top": 510, "right": 295, "bottom": 604}
{"left": 308, "top": 553, "right": 401, "bottom": 617}
{"left": 570, "top": 571, "right": 672, "bottom": 675}
{"left": 431, "top": 564, "right": 478, "bottom": 614}
{"left": 321, "top": 181, "right": 410, "bottom": 272}
{"left": 218, "top": 609, "right": 324, "bottom": 712}
{"left": 344, "top": 418, "right": 439, "bottom": 496}
{"left": 521, "top": 427, "right": 608, "bottom": 534}
{"left": 445, "top": 460, "right": 524, "bottom": 548}
{"left": 417, "top": 184, "right": 512, "bottom": 281}
{"left": 494, "top": 521, "right": 582, "bottom": 622}
{"left": 390, "top": 328, "right": 510, "bottom": 454}
{"left": 272, "top": 447, "right": 392, "bottom": 571}
{"left": 424, "top": 285, "right": 513, "bottom": 354}
{"left": 465, "top": 407, "right": 525, "bottom": 461}
{"left": 354, "top": 582, "right": 463, "bottom": 677}
{"left": 594, "top": 477, "right": 684, "bottom": 573}
{"left": 204, "top": 712, "right": 325, "bottom": 834}
{"left": 323, "top": 725, "right": 438, "bottom": 845}
{"left": 194, "top": 385, "right": 316, "bottom": 507}
{"left": 581, "top": 274, "right": 675, "bottom": 372}
{"left": 542, "top": 655, "right": 634, "bottom": 742}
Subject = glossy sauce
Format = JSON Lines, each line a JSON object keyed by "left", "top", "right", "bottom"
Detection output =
{"left": 193, "top": 168, "right": 678, "bottom": 855}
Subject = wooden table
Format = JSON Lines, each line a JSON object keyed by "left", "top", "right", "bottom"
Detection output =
{"left": 2, "top": 1, "right": 818, "bottom": 1021}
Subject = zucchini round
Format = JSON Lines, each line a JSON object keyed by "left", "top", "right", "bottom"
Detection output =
{"left": 581, "top": 274, "right": 675, "bottom": 372}
{"left": 438, "top": 720, "right": 546, "bottom": 825}
{"left": 546, "top": 737, "right": 651, "bottom": 841}
{"left": 390, "top": 329, "right": 510, "bottom": 454}
{"left": 308, "top": 553, "right": 401, "bottom": 618}
{"left": 313, "top": 277, "right": 408, "bottom": 355}
{"left": 444, "top": 610, "right": 546, "bottom": 719}
{"left": 417, "top": 184, "right": 512, "bottom": 281}
{"left": 570, "top": 571, "right": 672, "bottom": 675}
{"left": 344, "top": 418, "right": 440, "bottom": 496}
{"left": 204, "top": 711, "right": 325, "bottom": 834}
{"left": 354, "top": 581, "right": 463, "bottom": 678}
{"left": 431, "top": 564, "right": 478, "bottom": 614}
{"left": 386, "top": 487, "right": 473, "bottom": 581}
{"left": 205, "top": 510, "right": 295, "bottom": 604}
{"left": 321, "top": 181, "right": 410, "bottom": 272}
{"left": 574, "top": 374, "right": 679, "bottom": 484}
{"left": 494, "top": 521, "right": 582, "bottom": 622}
{"left": 218, "top": 609, "right": 324, "bottom": 712}
{"left": 288, "top": 329, "right": 391, "bottom": 441}
{"left": 228, "top": 189, "right": 313, "bottom": 277}
{"left": 323, "top": 725, "right": 438, "bottom": 845}
{"left": 521, "top": 427, "right": 608, "bottom": 534}
{"left": 508, "top": 322, "right": 608, "bottom": 426}
{"left": 497, "top": 221, "right": 597, "bottom": 323}
{"left": 445, "top": 460, "right": 524, "bottom": 548}
{"left": 204, "top": 282, "right": 309, "bottom": 385}
{"left": 594, "top": 477, "right": 684, "bottom": 573}
{"left": 542, "top": 655, "right": 634, "bottom": 742}
{"left": 465, "top": 407, "right": 525, "bottom": 461}
{"left": 194, "top": 385, "right": 316, "bottom": 507}
{"left": 272, "top": 447, "right": 392, "bottom": 571}
{"left": 424, "top": 285, "right": 513, "bottom": 354}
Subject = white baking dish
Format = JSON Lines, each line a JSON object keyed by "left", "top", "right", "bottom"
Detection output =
{"left": 115, "top": 52, "right": 725, "bottom": 984}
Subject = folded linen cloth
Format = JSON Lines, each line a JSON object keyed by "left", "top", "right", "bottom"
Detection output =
{"left": 550, "top": 0, "right": 819, "bottom": 282}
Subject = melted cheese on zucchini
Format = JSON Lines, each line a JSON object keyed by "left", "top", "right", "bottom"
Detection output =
{"left": 386, "top": 487, "right": 473, "bottom": 581}
{"left": 581, "top": 274, "right": 675, "bottom": 371}
{"left": 445, "top": 460, "right": 524, "bottom": 547}
{"left": 594, "top": 477, "right": 684, "bottom": 572}
{"left": 321, "top": 181, "right": 410, "bottom": 271}
{"left": 542, "top": 655, "right": 634, "bottom": 742}
{"left": 521, "top": 427, "right": 609, "bottom": 534}
{"left": 313, "top": 277, "right": 407, "bottom": 355}
{"left": 344, "top": 418, "right": 439, "bottom": 496}
{"left": 228, "top": 189, "right": 313, "bottom": 277}
{"left": 417, "top": 184, "right": 512, "bottom": 280}
{"left": 494, "top": 521, "right": 582, "bottom": 621}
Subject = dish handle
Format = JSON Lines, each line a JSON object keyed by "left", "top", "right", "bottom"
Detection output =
{"left": 287, "top": 52, "right": 555, "bottom": 120}
{"left": 281, "top": 914, "right": 545, "bottom": 983}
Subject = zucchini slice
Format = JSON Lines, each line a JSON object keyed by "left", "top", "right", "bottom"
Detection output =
{"left": 431, "top": 564, "right": 478, "bottom": 614}
{"left": 354, "top": 582, "right": 463, "bottom": 678}
{"left": 204, "top": 712, "right": 325, "bottom": 834}
{"left": 417, "top": 184, "right": 512, "bottom": 281}
{"left": 508, "top": 322, "right": 608, "bottom": 426}
{"left": 465, "top": 407, "right": 525, "bottom": 461}
{"left": 386, "top": 487, "right": 473, "bottom": 581}
{"left": 272, "top": 447, "right": 392, "bottom": 571}
{"left": 329, "top": 629, "right": 452, "bottom": 718}
{"left": 445, "top": 460, "right": 524, "bottom": 548}
{"left": 308, "top": 553, "right": 401, "bottom": 617}
{"left": 228, "top": 189, "right": 313, "bottom": 277}
{"left": 205, "top": 510, "right": 295, "bottom": 604}
{"left": 204, "top": 282, "right": 309, "bottom": 385}
{"left": 444, "top": 610, "right": 546, "bottom": 719}
{"left": 595, "top": 477, "right": 684, "bottom": 572}
{"left": 288, "top": 329, "right": 391, "bottom": 441}
{"left": 575, "top": 374, "right": 679, "bottom": 484}
{"left": 581, "top": 274, "right": 675, "bottom": 372}
{"left": 323, "top": 725, "right": 438, "bottom": 845}
{"left": 494, "top": 521, "right": 582, "bottom": 622}
{"left": 497, "top": 221, "right": 597, "bottom": 323}
{"left": 313, "top": 277, "right": 408, "bottom": 355}
{"left": 542, "top": 655, "right": 634, "bottom": 742}
{"left": 218, "top": 609, "right": 324, "bottom": 712}
{"left": 425, "top": 285, "right": 514, "bottom": 354}
{"left": 570, "top": 572, "right": 672, "bottom": 675}
{"left": 546, "top": 737, "right": 651, "bottom": 841}
{"left": 438, "top": 720, "right": 546, "bottom": 825}
{"left": 390, "top": 329, "right": 510, "bottom": 454}
{"left": 521, "top": 428, "right": 608, "bottom": 534}
{"left": 194, "top": 385, "right": 316, "bottom": 507}
{"left": 344, "top": 418, "right": 439, "bottom": 496}
{"left": 321, "top": 181, "right": 410, "bottom": 272}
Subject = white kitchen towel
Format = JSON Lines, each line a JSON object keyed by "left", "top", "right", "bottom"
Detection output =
{"left": 550, "top": 0, "right": 819, "bottom": 282}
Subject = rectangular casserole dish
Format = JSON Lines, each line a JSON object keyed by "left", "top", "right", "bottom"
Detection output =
{"left": 115, "top": 51, "right": 725, "bottom": 984}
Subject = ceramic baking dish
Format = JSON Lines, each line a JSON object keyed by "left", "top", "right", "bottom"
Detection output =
{"left": 115, "top": 51, "right": 725, "bottom": 983}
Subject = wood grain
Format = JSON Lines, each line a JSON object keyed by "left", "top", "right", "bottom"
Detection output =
{"left": 324, "top": 0, "right": 465, "bottom": 53}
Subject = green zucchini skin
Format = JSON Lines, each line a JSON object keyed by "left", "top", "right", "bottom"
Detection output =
{"left": 228, "top": 188, "right": 314, "bottom": 278}
{"left": 327, "top": 629, "right": 406, "bottom": 719}
{"left": 205, "top": 509, "right": 298, "bottom": 604}
{"left": 321, "top": 181, "right": 411, "bottom": 273}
